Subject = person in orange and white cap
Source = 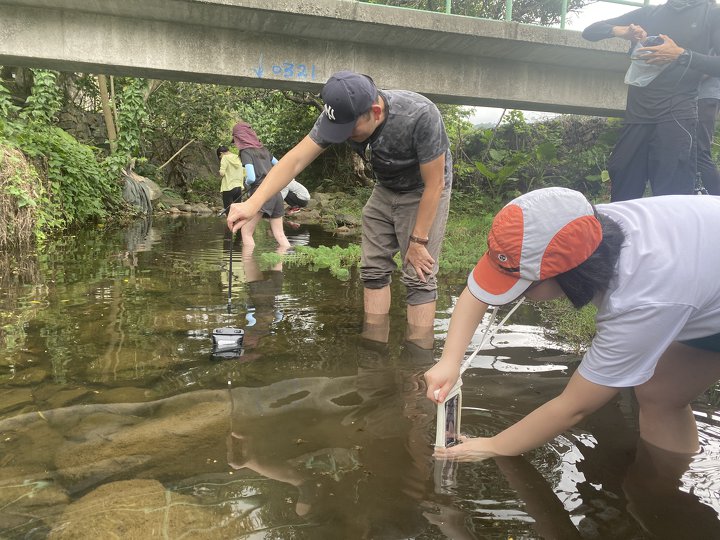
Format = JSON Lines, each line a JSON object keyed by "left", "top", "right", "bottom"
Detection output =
{"left": 425, "top": 187, "right": 720, "bottom": 461}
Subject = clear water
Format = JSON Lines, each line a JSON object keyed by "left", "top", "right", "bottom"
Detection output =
{"left": 1, "top": 216, "right": 718, "bottom": 539}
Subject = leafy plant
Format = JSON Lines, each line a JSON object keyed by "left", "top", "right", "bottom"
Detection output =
{"left": 19, "top": 70, "right": 63, "bottom": 124}
{"left": 0, "top": 81, "right": 20, "bottom": 136}
{"left": 283, "top": 244, "right": 362, "bottom": 281}
{"left": 105, "top": 78, "right": 149, "bottom": 179}
{"left": 17, "top": 124, "right": 116, "bottom": 232}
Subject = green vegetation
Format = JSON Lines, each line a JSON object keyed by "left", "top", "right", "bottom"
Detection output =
{"left": 538, "top": 299, "right": 598, "bottom": 352}
{"left": 284, "top": 244, "right": 362, "bottom": 281}
{"left": 1, "top": 65, "right": 619, "bottom": 350}
{"left": 1, "top": 71, "right": 123, "bottom": 245}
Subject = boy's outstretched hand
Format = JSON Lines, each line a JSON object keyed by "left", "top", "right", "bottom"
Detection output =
{"left": 226, "top": 201, "right": 255, "bottom": 233}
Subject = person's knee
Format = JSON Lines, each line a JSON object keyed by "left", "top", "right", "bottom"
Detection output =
{"left": 361, "top": 272, "right": 391, "bottom": 289}
{"left": 406, "top": 288, "right": 437, "bottom": 306}
{"left": 634, "top": 384, "right": 690, "bottom": 412}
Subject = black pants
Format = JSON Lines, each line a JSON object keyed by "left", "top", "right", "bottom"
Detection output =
{"left": 697, "top": 98, "right": 720, "bottom": 195}
{"left": 284, "top": 192, "right": 308, "bottom": 208}
{"left": 222, "top": 187, "right": 242, "bottom": 210}
{"left": 608, "top": 118, "right": 697, "bottom": 202}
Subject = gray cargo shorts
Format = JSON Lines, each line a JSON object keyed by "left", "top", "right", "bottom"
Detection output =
{"left": 360, "top": 185, "right": 451, "bottom": 305}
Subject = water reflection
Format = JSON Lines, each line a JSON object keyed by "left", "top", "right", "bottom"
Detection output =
{"left": 241, "top": 244, "right": 286, "bottom": 357}
{"left": 0, "top": 217, "right": 718, "bottom": 538}
{"left": 221, "top": 336, "right": 457, "bottom": 538}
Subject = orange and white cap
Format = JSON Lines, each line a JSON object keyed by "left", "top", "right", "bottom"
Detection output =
{"left": 468, "top": 187, "right": 602, "bottom": 305}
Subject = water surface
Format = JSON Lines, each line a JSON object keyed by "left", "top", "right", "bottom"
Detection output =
{"left": 1, "top": 216, "right": 718, "bottom": 539}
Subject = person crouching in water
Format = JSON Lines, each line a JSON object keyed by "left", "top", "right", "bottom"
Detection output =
{"left": 425, "top": 187, "right": 720, "bottom": 460}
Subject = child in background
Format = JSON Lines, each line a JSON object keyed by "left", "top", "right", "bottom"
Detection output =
{"left": 217, "top": 146, "right": 244, "bottom": 212}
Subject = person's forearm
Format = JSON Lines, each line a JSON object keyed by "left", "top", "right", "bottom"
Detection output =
{"left": 245, "top": 160, "right": 296, "bottom": 211}
{"left": 683, "top": 51, "right": 720, "bottom": 78}
{"left": 414, "top": 155, "right": 446, "bottom": 240}
{"left": 582, "top": 9, "right": 645, "bottom": 41}
{"left": 489, "top": 372, "right": 619, "bottom": 456}
{"left": 489, "top": 395, "right": 587, "bottom": 456}
{"left": 439, "top": 288, "right": 489, "bottom": 367}
{"left": 412, "top": 180, "right": 443, "bottom": 240}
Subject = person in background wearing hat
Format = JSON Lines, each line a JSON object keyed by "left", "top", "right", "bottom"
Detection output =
{"left": 226, "top": 71, "right": 452, "bottom": 345}
{"left": 231, "top": 121, "right": 291, "bottom": 249}
{"left": 425, "top": 187, "right": 720, "bottom": 460}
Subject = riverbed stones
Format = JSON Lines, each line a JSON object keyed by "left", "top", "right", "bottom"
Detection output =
{"left": 47, "top": 479, "right": 231, "bottom": 539}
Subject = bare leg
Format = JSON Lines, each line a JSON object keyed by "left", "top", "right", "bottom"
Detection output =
{"left": 240, "top": 213, "right": 262, "bottom": 247}
{"left": 634, "top": 342, "right": 720, "bottom": 453}
{"left": 407, "top": 301, "right": 436, "bottom": 329}
{"left": 361, "top": 312, "right": 390, "bottom": 344}
{"left": 269, "top": 216, "right": 291, "bottom": 248}
{"left": 364, "top": 285, "right": 391, "bottom": 315}
{"left": 623, "top": 438, "right": 720, "bottom": 538}
{"left": 405, "top": 322, "right": 434, "bottom": 350}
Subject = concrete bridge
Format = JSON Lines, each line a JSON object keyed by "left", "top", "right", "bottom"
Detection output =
{"left": 0, "top": 0, "right": 630, "bottom": 117}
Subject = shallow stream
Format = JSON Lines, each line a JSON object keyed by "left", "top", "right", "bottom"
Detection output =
{"left": 1, "top": 216, "right": 718, "bottom": 539}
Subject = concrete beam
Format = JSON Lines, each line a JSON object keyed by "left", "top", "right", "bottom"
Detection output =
{"left": 0, "top": 0, "right": 629, "bottom": 116}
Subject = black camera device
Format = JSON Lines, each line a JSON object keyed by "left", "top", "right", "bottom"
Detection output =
{"left": 642, "top": 35, "right": 664, "bottom": 47}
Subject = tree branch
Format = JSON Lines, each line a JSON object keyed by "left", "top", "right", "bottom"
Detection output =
{"left": 158, "top": 139, "right": 195, "bottom": 170}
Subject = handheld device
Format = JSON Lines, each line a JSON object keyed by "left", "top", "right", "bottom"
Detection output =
{"left": 434, "top": 382, "right": 463, "bottom": 447}
{"left": 641, "top": 35, "right": 664, "bottom": 47}
{"left": 433, "top": 298, "right": 526, "bottom": 448}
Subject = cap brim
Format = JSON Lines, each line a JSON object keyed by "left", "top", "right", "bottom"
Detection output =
{"left": 316, "top": 114, "right": 356, "bottom": 144}
{"left": 467, "top": 252, "right": 533, "bottom": 305}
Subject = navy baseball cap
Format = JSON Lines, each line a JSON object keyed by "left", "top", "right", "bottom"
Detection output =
{"left": 317, "top": 71, "right": 378, "bottom": 143}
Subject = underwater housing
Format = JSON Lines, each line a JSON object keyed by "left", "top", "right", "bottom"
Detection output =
{"left": 211, "top": 327, "right": 245, "bottom": 359}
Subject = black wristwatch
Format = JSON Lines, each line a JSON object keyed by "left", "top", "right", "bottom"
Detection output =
{"left": 678, "top": 50, "right": 692, "bottom": 66}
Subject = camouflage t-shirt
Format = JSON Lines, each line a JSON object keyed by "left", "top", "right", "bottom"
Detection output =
{"left": 309, "top": 90, "right": 452, "bottom": 192}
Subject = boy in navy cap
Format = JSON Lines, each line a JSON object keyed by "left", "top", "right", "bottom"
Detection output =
{"left": 227, "top": 71, "right": 452, "bottom": 342}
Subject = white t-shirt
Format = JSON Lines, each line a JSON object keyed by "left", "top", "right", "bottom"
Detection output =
{"left": 280, "top": 179, "right": 310, "bottom": 202}
{"left": 579, "top": 195, "right": 720, "bottom": 388}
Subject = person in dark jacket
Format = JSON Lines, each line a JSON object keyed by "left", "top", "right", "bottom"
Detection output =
{"left": 583, "top": 0, "right": 720, "bottom": 201}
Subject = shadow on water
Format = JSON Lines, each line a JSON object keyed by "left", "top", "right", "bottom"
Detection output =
{"left": 0, "top": 215, "right": 718, "bottom": 538}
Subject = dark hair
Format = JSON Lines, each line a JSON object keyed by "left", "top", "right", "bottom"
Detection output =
{"left": 554, "top": 212, "right": 625, "bottom": 309}
{"left": 216, "top": 145, "right": 229, "bottom": 159}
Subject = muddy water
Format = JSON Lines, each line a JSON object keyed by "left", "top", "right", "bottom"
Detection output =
{"left": 0, "top": 216, "right": 718, "bottom": 539}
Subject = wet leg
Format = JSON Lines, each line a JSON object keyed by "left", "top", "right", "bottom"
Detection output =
{"left": 240, "top": 213, "right": 262, "bottom": 247}
{"left": 269, "top": 216, "right": 291, "bottom": 248}
{"left": 633, "top": 342, "right": 720, "bottom": 453}
{"left": 608, "top": 123, "right": 652, "bottom": 202}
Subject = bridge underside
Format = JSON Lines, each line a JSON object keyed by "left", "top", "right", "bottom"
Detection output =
{"left": 0, "top": 0, "right": 629, "bottom": 117}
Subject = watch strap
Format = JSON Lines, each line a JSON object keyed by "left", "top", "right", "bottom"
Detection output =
{"left": 409, "top": 235, "right": 429, "bottom": 246}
